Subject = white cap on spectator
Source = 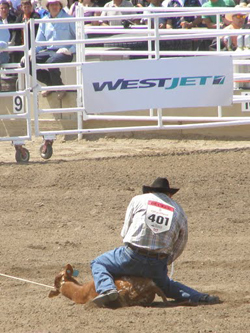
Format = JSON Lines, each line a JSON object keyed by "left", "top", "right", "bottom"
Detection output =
{"left": 41, "top": 0, "right": 67, "bottom": 9}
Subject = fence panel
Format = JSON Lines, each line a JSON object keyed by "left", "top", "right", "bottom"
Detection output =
{"left": 0, "top": 22, "right": 32, "bottom": 162}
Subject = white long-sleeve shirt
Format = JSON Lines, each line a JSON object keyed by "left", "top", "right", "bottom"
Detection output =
{"left": 100, "top": 0, "right": 134, "bottom": 26}
{"left": 121, "top": 192, "right": 188, "bottom": 264}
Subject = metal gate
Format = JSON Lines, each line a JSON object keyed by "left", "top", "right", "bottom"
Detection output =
{"left": 0, "top": 21, "right": 33, "bottom": 162}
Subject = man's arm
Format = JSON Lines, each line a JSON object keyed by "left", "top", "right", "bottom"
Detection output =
{"left": 121, "top": 199, "right": 135, "bottom": 238}
{"left": 167, "top": 217, "right": 188, "bottom": 265}
{"left": 202, "top": 17, "right": 218, "bottom": 29}
{"left": 35, "top": 23, "right": 47, "bottom": 53}
{"left": 181, "top": 16, "right": 202, "bottom": 28}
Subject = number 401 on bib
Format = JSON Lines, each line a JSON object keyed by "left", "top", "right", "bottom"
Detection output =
{"left": 145, "top": 200, "right": 174, "bottom": 234}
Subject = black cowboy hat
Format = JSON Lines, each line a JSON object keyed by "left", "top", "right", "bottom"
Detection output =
{"left": 142, "top": 177, "right": 179, "bottom": 195}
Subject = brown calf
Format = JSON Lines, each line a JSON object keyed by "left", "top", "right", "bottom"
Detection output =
{"left": 48, "top": 264, "right": 168, "bottom": 308}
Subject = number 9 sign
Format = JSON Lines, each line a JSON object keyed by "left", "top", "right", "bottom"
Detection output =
{"left": 13, "top": 95, "right": 24, "bottom": 114}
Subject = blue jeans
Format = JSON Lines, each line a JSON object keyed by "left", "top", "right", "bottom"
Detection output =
{"left": 91, "top": 246, "right": 204, "bottom": 303}
{"left": 0, "top": 52, "right": 9, "bottom": 65}
{"left": 21, "top": 50, "right": 73, "bottom": 86}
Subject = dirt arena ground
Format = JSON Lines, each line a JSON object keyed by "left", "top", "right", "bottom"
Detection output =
{"left": 0, "top": 137, "right": 249, "bottom": 333}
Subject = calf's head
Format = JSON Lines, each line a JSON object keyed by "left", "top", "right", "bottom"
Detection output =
{"left": 48, "top": 264, "right": 78, "bottom": 298}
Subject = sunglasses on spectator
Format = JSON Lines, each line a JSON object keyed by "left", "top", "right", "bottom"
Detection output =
{"left": 233, "top": 14, "right": 247, "bottom": 19}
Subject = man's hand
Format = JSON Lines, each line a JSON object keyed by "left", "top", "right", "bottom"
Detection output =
{"left": 0, "top": 41, "right": 7, "bottom": 52}
{"left": 181, "top": 21, "right": 193, "bottom": 29}
{"left": 56, "top": 48, "right": 72, "bottom": 56}
{"left": 20, "top": 49, "right": 32, "bottom": 64}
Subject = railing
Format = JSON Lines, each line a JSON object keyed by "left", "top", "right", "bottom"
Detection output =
{"left": 33, "top": 8, "right": 250, "bottom": 138}
{"left": 2, "top": 6, "right": 250, "bottom": 161}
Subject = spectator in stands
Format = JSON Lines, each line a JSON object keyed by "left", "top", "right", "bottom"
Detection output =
{"left": 223, "top": 3, "right": 248, "bottom": 49}
{"left": 8, "top": 0, "right": 22, "bottom": 14}
{"left": 21, "top": 0, "right": 76, "bottom": 100}
{"left": 142, "top": 0, "right": 168, "bottom": 28}
{"left": 0, "top": 0, "right": 16, "bottom": 24}
{"left": 0, "top": 0, "right": 18, "bottom": 62}
{"left": 0, "top": 20, "right": 10, "bottom": 65}
{"left": 209, "top": 3, "right": 247, "bottom": 50}
{"left": 32, "top": 0, "right": 49, "bottom": 17}
{"left": 14, "top": 0, "right": 40, "bottom": 62}
{"left": 162, "top": 0, "right": 181, "bottom": 29}
{"left": 179, "top": 0, "right": 202, "bottom": 29}
{"left": 0, "top": 0, "right": 16, "bottom": 23}
{"left": 69, "top": 0, "right": 100, "bottom": 25}
{"left": 99, "top": 0, "right": 134, "bottom": 26}
{"left": 131, "top": 0, "right": 149, "bottom": 26}
{"left": 164, "top": 0, "right": 202, "bottom": 29}
{"left": 202, "top": 0, "right": 235, "bottom": 29}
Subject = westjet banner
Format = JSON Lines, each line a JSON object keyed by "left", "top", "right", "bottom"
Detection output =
{"left": 82, "top": 56, "right": 233, "bottom": 114}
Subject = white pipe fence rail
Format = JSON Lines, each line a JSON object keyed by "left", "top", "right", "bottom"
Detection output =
{"left": 1, "top": 6, "right": 250, "bottom": 161}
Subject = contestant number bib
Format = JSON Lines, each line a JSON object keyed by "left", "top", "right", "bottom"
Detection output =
{"left": 145, "top": 200, "right": 174, "bottom": 234}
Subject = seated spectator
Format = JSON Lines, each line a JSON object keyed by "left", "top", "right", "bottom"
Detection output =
{"left": 14, "top": 0, "right": 40, "bottom": 62}
{"left": 0, "top": 0, "right": 17, "bottom": 48}
{"left": 179, "top": 0, "right": 202, "bottom": 29}
{"left": 131, "top": 0, "right": 149, "bottom": 26}
{"left": 21, "top": 0, "right": 76, "bottom": 100}
{"left": 209, "top": 3, "right": 247, "bottom": 50}
{"left": 202, "top": 0, "right": 235, "bottom": 29}
{"left": 223, "top": 3, "right": 248, "bottom": 49}
{"left": 99, "top": 0, "right": 134, "bottom": 26}
{"left": 0, "top": 0, "right": 16, "bottom": 23}
{"left": 69, "top": 0, "right": 100, "bottom": 25}
{"left": 164, "top": 0, "right": 203, "bottom": 29}
{"left": 8, "top": 0, "right": 22, "bottom": 14}
{"left": 164, "top": 0, "right": 181, "bottom": 29}
{"left": 142, "top": 0, "right": 168, "bottom": 28}
{"left": 0, "top": 20, "right": 10, "bottom": 65}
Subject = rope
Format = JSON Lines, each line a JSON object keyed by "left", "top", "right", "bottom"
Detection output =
{"left": 169, "top": 262, "right": 174, "bottom": 280}
{"left": 0, "top": 272, "right": 54, "bottom": 289}
{"left": 1, "top": 265, "right": 174, "bottom": 289}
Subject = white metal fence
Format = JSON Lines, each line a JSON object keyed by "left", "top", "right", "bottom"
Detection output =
{"left": 0, "top": 22, "right": 32, "bottom": 162}
{"left": 1, "top": 6, "right": 250, "bottom": 161}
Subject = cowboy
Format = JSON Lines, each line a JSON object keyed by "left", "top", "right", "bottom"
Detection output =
{"left": 91, "top": 177, "right": 221, "bottom": 307}
{"left": 21, "top": 0, "right": 76, "bottom": 100}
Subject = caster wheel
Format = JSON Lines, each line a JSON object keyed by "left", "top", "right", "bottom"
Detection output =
{"left": 15, "top": 147, "right": 30, "bottom": 163}
{"left": 40, "top": 142, "right": 53, "bottom": 160}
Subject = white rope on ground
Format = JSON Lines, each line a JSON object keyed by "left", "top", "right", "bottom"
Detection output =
{"left": 0, "top": 272, "right": 54, "bottom": 289}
